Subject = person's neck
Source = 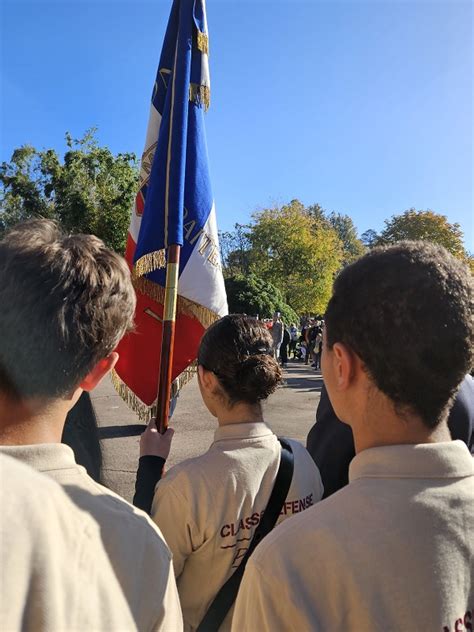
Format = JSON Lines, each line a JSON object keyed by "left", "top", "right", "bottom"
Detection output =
{"left": 351, "top": 393, "right": 451, "bottom": 453}
{"left": 0, "top": 397, "right": 67, "bottom": 446}
{"left": 217, "top": 402, "right": 264, "bottom": 427}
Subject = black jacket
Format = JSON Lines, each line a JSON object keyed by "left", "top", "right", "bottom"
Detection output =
{"left": 307, "top": 375, "right": 474, "bottom": 499}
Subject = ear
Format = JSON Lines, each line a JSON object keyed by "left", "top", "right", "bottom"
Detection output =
{"left": 198, "top": 365, "right": 217, "bottom": 393}
{"left": 80, "top": 352, "right": 119, "bottom": 392}
{"left": 330, "top": 342, "right": 356, "bottom": 391}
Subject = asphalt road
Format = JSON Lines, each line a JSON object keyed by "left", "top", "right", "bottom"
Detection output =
{"left": 92, "top": 359, "right": 323, "bottom": 503}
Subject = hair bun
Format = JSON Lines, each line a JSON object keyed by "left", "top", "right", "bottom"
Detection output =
{"left": 198, "top": 314, "right": 283, "bottom": 406}
{"left": 235, "top": 354, "right": 282, "bottom": 403}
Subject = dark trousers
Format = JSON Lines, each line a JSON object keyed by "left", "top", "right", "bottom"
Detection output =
{"left": 305, "top": 342, "right": 315, "bottom": 364}
{"left": 314, "top": 351, "right": 321, "bottom": 369}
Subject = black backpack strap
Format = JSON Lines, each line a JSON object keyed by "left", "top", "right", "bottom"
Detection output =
{"left": 196, "top": 438, "right": 294, "bottom": 632}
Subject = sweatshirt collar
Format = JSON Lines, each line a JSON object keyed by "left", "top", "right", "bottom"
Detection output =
{"left": 0, "top": 443, "right": 78, "bottom": 472}
{"left": 349, "top": 440, "right": 473, "bottom": 483}
{"left": 213, "top": 422, "right": 273, "bottom": 443}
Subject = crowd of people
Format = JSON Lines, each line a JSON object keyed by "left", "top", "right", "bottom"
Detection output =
{"left": 0, "top": 218, "right": 473, "bottom": 631}
{"left": 262, "top": 315, "right": 325, "bottom": 369}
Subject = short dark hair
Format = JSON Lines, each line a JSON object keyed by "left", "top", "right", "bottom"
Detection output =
{"left": 325, "top": 241, "right": 474, "bottom": 428}
{"left": 198, "top": 314, "right": 282, "bottom": 405}
{"left": 0, "top": 219, "right": 136, "bottom": 400}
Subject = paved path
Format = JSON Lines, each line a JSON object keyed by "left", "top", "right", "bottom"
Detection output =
{"left": 92, "top": 360, "right": 323, "bottom": 502}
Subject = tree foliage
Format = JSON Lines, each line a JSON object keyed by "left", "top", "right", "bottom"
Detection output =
{"left": 219, "top": 223, "right": 252, "bottom": 277}
{"left": 307, "top": 203, "right": 365, "bottom": 263}
{"left": 248, "top": 200, "right": 344, "bottom": 314}
{"left": 327, "top": 211, "right": 365, "bottom": 263}
{"left": 225, "top": 273, "right": 299, "bottom": 324}
{"left": 468, "top": 256, "right": 474, "bottom": 275}
{"left": 376, "top": 209, "right": 467, "bottom": 259}
{"left": 220, "top": 200, "right": 370, "bottom": 315}
{"left": 0, "top": 129, "right": 139, "bottom": 253}
{"left": 360, "top": 228, "right": 379, "bottom": 248}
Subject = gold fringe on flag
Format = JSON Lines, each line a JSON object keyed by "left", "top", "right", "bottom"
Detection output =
{"left": 133, "top": 276, "right": 166, "bottom": 302}
{"left": 111, "top": 362, "right": 199, "bottom": 423}
{"left": 189, "top": 83, "right": 210, "bottom": 112}
{"left": 133, "top": 276, "right": 220, "bottom": 329}
{"left": 133, "top": 249, "right": 166, "bottom": 278}
{"left": 171, "top": 361, "right": 198, "bottom": 398}
{"left": 110, "top": 368, "right": 156, "bottom": 422}
{"left": 196, "top": 30, "right": 209, "bottom": 55}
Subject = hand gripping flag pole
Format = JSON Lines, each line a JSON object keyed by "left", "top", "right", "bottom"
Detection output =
{"left": 111, "top": 0, "right": 228, "bottom": 430}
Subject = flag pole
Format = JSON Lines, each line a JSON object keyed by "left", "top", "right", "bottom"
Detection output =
{"left": 156, "top": 244, "right": 180, "bottom": 433}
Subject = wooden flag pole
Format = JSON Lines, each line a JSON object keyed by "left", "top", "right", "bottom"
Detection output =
{"left": 156, "top": 244, "right": 181, "bottom": 433}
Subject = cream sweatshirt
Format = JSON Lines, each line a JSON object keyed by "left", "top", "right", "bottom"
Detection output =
{"left": 151, "top": 422, "right": 324, "bottom": 631}
{"left": 233, "top": 441, "right": 474, "bottom": 632}
{"left": 0, "top": 453, "right": 136, "bottom": 631}
{"left": 1, "top": 444, "right": 183, "bottom": 632}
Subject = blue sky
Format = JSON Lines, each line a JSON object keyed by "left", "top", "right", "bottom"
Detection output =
{"left": 1, "top": 0, "right": 472, "bottom": 249}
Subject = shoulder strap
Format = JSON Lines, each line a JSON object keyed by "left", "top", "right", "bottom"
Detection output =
{"left": 197, "top": 438, "right": 294, "bottom": 632}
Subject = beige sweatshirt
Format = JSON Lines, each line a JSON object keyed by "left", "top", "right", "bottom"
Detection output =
{"left": 0, "top": 453, "right": 136, "bottom": 631}
{"left": 232, "top": 441, "right": 474, "bottom": 632}
{"left": 1, "top": 444, "right": 183, "bottom": 632}
{"left": 151, "top": 422, "right": 324, "bottom": 631}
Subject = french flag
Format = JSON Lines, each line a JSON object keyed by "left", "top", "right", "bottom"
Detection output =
{"left": 112, "top": 0, "right": 227, "bottom": 421}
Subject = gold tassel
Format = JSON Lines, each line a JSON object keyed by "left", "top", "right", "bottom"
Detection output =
{"left": 189, "top": 83, "right": 210, "bottom": 112}
{"left": 197, "top": 30, "right": 209, "bottom": 55}
{"left": 133, "top": 250, "right": 166, "bottom": 278}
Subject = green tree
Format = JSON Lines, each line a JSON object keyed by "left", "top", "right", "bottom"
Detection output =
{"left": 225, "top": 273, "right": 299, "bottom": 324}
{"left": 327, "top": 212, "right": 365, "bottom": 263}
{"left": 376, "top": 209, "right": 467, "bottom": 258}
{"left": 248, "top": 200, "right": 343, "bottom": 314}
{"left": 0, "top": 129, "right": 139, "bottom": 253}
{"left": 218, "top": 223, "right": 252, "bottom": 277}
{"left": 468, "top": 256, "right": 474, "bottom": 275}
{"left": 306, "top": 202, "right": 326, "bottom": 223}
{"left": 361, "top": 229, "right": 379, "bottom": 248}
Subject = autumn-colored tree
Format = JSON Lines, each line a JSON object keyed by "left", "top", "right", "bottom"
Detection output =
{"left": 0, "top": 129, "right": 138, "bottom": 253}
{"left": 248, "top": 200, "right": 343, "bottom": 314}
{"left": 376, "top": 209, "right": 467, "bottom": 259}
{"left": 308, "top": 203, "right": 365, "bottom": 263}
{"left": 467, "top": 256, "right": 474, "bottom": 276}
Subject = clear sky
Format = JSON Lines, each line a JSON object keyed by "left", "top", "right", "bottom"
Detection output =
{"left": 1, "top": 0, "right": 472, "bottom": 249}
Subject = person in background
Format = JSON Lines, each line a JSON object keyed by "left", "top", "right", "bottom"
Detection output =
{"left": 232, "top": 242, "right": 473, "bottom": 631}
{"left": 289, "top": 324, "right": 299, "bottom": 358}
{"left": 280, "top": 324, "right": 290, "bottom": 368}
{"left": 270, "top": 311, "right": 284, "bottom": 360}
{"left": 1, "top": 454, "right": 135, "bottom": 631}
{"left": 135, "top": 314, "right": 324, "bottom": 631}
{"left": 0, "top": 219, "right": 183, "bottom": 632}
{"left": 313, "top": 326, "right": 323, "bottom": 370}
{"left": 305, "top": 319, "right": 318, "bottom": 366}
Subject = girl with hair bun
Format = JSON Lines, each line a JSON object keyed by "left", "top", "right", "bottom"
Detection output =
{"left": 135, "top": 314, "right": 324, "bottom": 631}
